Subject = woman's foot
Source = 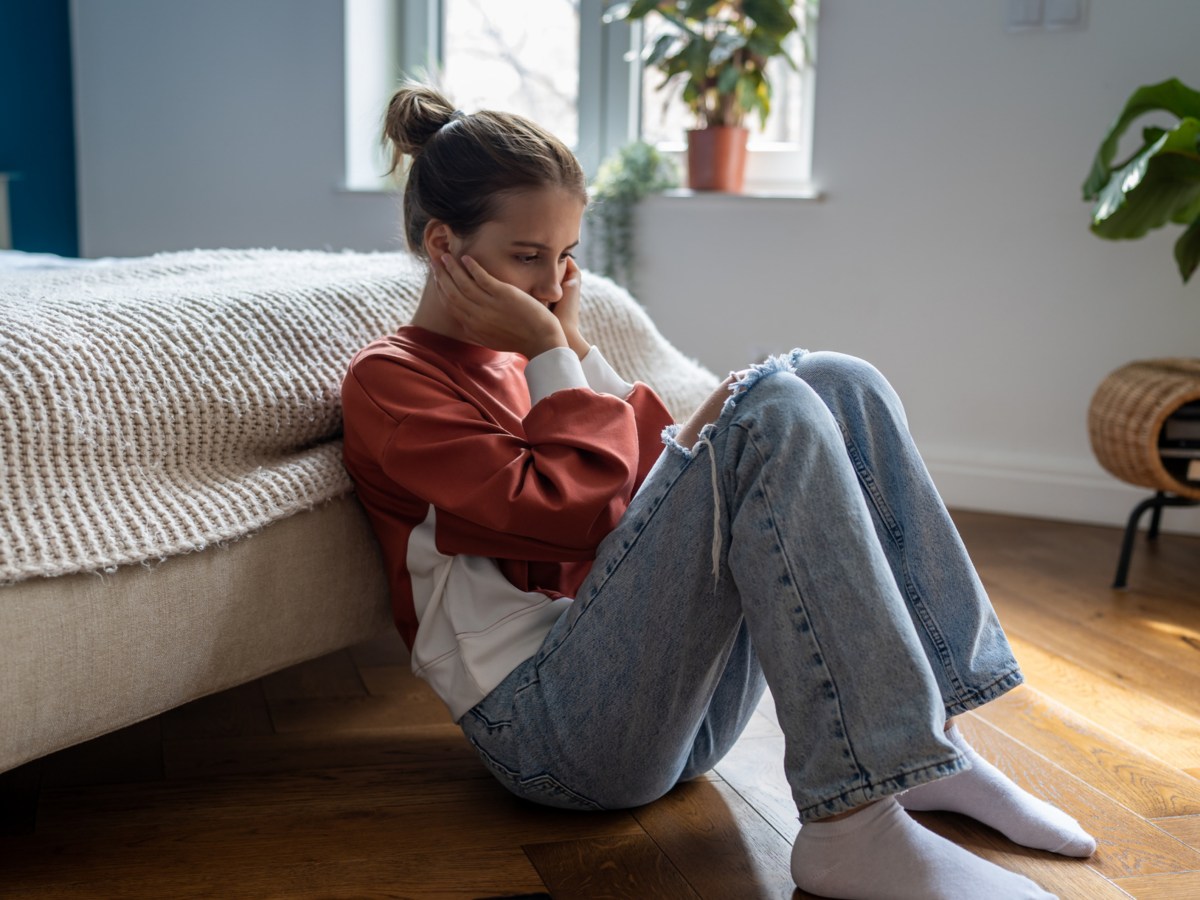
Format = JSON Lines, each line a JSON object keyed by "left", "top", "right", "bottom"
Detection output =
{"left": 791, "top": 797, "right": 1056, "bottom": 899}
{"left": 897, "top": 724, "right": 1097, "bottom": 857}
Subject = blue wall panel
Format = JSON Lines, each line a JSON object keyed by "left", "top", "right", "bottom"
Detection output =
{"left": 0, "top": 0, "right": 79, "bottom": 256}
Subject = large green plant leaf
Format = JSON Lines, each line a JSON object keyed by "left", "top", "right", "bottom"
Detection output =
{"left": 1090, "top": 117, "right": 1200, "bottom": 240}
{"left": 1174, "top": 216, "right": 1200, "bottom": 283}
{"left": 1083, "top": 78, "right": 1200, "bottom": 200}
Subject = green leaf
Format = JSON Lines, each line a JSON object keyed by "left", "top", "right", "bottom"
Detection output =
{"left": 716, "top": 65, "right": 739, "bottom": 95}
{"left": 656, "top": 7, "right": 697, "bottom": 35}
{"left": 737, "top": 70, "right": 769, "bottom": 124}
{"left": 1143, "top": 125, "right": 1168, "bottom": 145}
{"left": 742, "top": 0, "right": 798, "bottom": 38}
{"left": 686, "top": 36, "right": 711, "bottom": 80}
{"left": 1171, "top": 182, "right": 1200, "bottom": 226}
{"left": 683, "top": 0, "right": 714, "bottom": 19}
{"left": 1090, "top": 117, "right": 1200, "bottom": 240}
{"left": 746, "top": 32, "right": 782, "bottom": 58}
{"left": 629, "top": 0, "right": 663, "bottom": 19}
{"left": 709, "top": 31, "right": 745, "bottom": 67}
{"left": 1174, "top": 216, "right": 1200, "bottom": 283}
{"left": 644, "top": 33, "right": 678, "bottom": 67}
{"left": 1083, "top": 78, "right": 1200, "bottom": 200}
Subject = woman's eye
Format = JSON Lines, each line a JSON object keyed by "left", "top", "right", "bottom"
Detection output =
{"left": 516, "top": 254, "right": 539, "bottom": 264}
{"left": 560, "top": 251, "right": 575, "bottom": 262}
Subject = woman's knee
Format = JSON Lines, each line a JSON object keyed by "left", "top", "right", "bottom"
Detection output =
{"left": 795, "top": 350, "right": 887, "bottom": 390}
{"left": 793, "top": 351, "right": 906, "bottom": 423}
{"left": 726, "top": 367, "right": 845, "bottom": 454}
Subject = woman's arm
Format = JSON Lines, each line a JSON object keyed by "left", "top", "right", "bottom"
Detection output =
{"left": 344, "top": 352, "right": 647, "bottom": 560}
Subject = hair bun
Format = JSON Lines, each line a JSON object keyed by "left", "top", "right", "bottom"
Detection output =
{"left": 382, "top": 83, "right": 459, "bottom": 175}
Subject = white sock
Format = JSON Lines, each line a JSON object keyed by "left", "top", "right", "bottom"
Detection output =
{"left": 791, "top": 797, "right": 1057, "bottom": 900}
{"left": 897, "top": 724, "right": 1097, "bottom": 857}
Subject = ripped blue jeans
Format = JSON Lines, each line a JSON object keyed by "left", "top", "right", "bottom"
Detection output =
{"left": 459, "top": 350, "right": 1023, "bottom": 823}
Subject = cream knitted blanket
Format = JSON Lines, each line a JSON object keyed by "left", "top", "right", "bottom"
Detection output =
{"left": 0, "top": 248, "right": 716, "bottom": 584}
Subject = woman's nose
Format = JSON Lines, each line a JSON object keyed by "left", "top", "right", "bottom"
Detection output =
{"left": 534, "top": 273, "right": 563, "bottom": 304}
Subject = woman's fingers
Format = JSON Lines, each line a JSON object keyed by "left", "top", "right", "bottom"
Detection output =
{"left": 459, "top": 254, "right": 504, "bottom": 292}
{"left": 563, "top": 255, "right": 580, "bottom": 285}
{"left": 438, "top": 253, "right": 488, "bottom": 303}
{"left": 433, "top": 253, "right": 562, "bottom": 357}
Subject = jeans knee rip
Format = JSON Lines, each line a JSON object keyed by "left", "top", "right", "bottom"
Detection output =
{"left": 725, "top": 348, "right": 810, "bottom": 413}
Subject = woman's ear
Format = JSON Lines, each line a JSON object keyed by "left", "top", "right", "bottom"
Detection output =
{"left": 424, "top": 220, "right": 454, "bottom": 260}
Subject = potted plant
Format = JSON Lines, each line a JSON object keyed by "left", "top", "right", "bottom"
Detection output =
{"left": 1082, "top": 77, "right": 1200, "bottom": 283}
{"left": 605, "top": 0, "right": 804, "bottom": 192}
{"left": 1081, "top": 78, "right": 1200, "bottom": 586}
{"left": 586, "top": 141, "right": 680, "bottom": 288}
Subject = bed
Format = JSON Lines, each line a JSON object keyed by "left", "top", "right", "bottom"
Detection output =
{"left": 0, "top": 247, "right": 718, "bottom": 774}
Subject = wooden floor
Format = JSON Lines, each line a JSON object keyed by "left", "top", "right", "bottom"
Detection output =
{"left": 2, "top": 510, "right": 1198, "bottom": 898}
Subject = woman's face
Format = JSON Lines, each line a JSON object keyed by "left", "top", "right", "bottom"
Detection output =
{"left": 453, "top": 186, "right": 586, "bottom": 307}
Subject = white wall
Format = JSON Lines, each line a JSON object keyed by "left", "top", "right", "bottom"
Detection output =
{"left": 72, "top": 0, "right": 1200, "bottom": 532}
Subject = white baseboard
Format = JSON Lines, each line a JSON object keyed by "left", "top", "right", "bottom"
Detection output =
{"left": 922, "top": 446, "right": 1200, "bottom": 536}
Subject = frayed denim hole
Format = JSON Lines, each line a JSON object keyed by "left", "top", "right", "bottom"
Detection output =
{"left": 723, "top": 348, "right": 811, "bottom": 414}
{"left": 661, "top": 422, "right": 695, "bottom": 459}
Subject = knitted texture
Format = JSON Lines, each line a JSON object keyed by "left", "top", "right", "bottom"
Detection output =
{"left": 0, "top": 248, "right": 717, "bottom": 584}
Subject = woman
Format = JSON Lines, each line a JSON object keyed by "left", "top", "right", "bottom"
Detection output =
{"left": 340, "top": 84, "right": 1094, "bottom": 900}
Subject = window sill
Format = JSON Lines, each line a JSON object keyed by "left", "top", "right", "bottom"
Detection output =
{"left": 337, "top": 182, "right": 398, "bottom": 195}
{"left": 336, "top": 183, "right": 824, "bottom": 201}
{"left": 652, "top": 186, "right": 823, "bottom": 202}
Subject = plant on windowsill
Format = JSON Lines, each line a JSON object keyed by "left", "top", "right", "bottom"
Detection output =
{"left": 1082, "top": 77, "right": 1200, "bottom": 284}
{"left": 586, "top": 140, "right": 680, "bottom": 289}
{"left": 604, "top": 0, "right": 807, "bottom": 192}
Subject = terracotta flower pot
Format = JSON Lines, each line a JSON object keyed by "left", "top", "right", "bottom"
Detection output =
{"left": 686, "top": 126, "right": 749, "bottom": 192}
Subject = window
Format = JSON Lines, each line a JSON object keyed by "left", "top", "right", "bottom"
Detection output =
{"left": 441, "top": 0, "right": 581, "bottom": 147}
{"left": 344, "top": 0, "right": 817, "bottom": 195}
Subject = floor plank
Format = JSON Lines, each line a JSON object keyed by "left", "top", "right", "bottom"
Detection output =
{"left": 1153, "top": 815, "right": 1200, "bottom": 852}
{"left": 958, "top": 712, "right": 1200, "bottom": 878}
{"left": 912, "top": 810, "right": 1135, "bottom": 899}
{"left": 631, "top": 779, "right": 797, "bottom": 899}
{"left": 161, "top": 725, "right": 484, "bottom": 780}
{"left": 1111, "top": 871, "right": 1200, "bottom": 899}
{"left": 993, "top": 594, "right": 1200, "bottom": 723}
{"left": 973, "top": 685, "right": 1200, "bottom": 818}
{"left": 1001, "top": 634, "right": 1200, "bottom": 771}
{"left": 523, "top": 833, "right": 700, "bottom": 900}
{"left": 0, "top": 845, "right": 550, "bottom": 900}
{"left": 712, "top": 733, "right": 798, "bottom": 842}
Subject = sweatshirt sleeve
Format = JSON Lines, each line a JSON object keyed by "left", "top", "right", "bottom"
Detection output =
{"left": 579, "top": 345, "right": 635, "bottom": 398}
{"left": 344, "top": 352, "right": 672, "bottom": 563}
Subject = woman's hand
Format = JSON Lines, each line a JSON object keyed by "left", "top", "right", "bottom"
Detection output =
{"left": 552, "top": 257, "right": 590, "bottom": 358}
{"left": 433, "top": 254, "right": 567, "bottom": 359}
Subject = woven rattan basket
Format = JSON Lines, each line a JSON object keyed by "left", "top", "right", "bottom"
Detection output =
{"left": 1088, "top": 358, "right": 1200, "bottom": 501}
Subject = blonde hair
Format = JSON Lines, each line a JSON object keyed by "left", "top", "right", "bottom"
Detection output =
{"left": 382, "top": 83, "right": 587, "bottom": 256}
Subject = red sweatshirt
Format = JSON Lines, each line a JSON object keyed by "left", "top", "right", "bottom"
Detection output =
{"left": 341, "top": 326, "right": 673, "bottom": 719}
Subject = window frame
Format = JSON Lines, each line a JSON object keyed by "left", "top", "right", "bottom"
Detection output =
{"left": 344, "top": 0, "right": 816, "bottom": 195}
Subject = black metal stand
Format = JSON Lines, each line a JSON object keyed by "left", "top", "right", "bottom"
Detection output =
{"left": 1112, "top": 491, "right": 1200, "bottom": 589}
